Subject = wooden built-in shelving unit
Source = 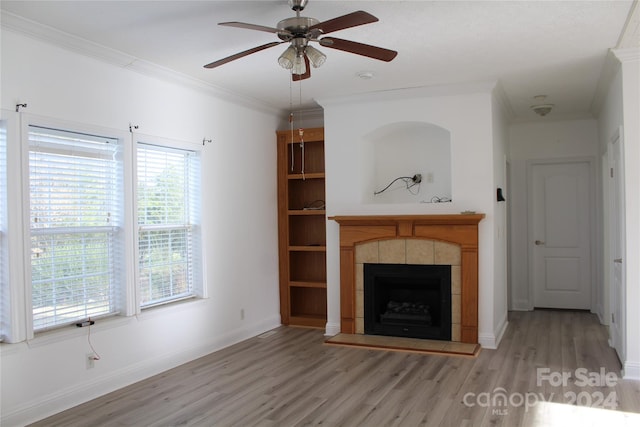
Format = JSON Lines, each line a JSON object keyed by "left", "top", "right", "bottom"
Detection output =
{"left": 277, "top": 127, "right": 327, "bottom": 328}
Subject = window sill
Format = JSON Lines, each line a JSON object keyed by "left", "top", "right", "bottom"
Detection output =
{"left": 26, "top": 315, "right": 135, "bottom": 348}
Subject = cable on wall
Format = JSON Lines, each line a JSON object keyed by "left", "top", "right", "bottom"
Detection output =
{"left": 421, "top": 196, "right": 452, "bottom": 203}
{"left": 374, "top": 174, "right": 422, "bottom": 196}
{"left": 86, "top": 319, "right": 101, "bottom": 362}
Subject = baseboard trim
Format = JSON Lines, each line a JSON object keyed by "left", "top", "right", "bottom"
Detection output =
{"left": 325, "top": 321, "right": 340, "bottom": 336}
{"left": 494, "top": 314, "right": 509, "bottom": 348}
{"left": 510, "top": 299, "right": 532, "bottom": 311}
{"left": 623, "top": 360, "right": 640, "bottom": 380}
{"left": 1, "top": 315, "right": 282, "bottom": 427}
{"left": 478, "top": 313, "right": 509, "bottom": 350}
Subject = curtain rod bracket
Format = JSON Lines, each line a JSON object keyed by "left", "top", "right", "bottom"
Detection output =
{"left": 129, "top": 123, "right": 139, "bottom": 133}
{"left": 202, "top": 138, "right": 212, "bottom": 146}
{"left": 15, "top": 103, "right": 27, "bottom": 112}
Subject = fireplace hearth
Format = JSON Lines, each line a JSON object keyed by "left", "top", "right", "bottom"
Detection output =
{"left": 364, "top": 263, "right": 452, "bottom": 340}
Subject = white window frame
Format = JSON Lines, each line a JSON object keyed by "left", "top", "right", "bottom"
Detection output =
{"left": 133, "top": 133, "right": 203, "bottom": 312}
{"left": 19, "top": 115, "right": 130, "bottom": 338}
{"left": 1, "top": 109, "right": 27, "bottom": 343}
{"left": 0, "top": 112, "right": 9, "bottom": 342}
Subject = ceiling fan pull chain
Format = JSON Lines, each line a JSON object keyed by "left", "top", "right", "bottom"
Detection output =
{"left": 297, "top": 72, "right": 305, "bottom": 180}
{"left": 289, "top": 111, "right": 295, "bottom": 172}
{"left": 299, "top": 128, "right": 305, "bottom": 180}
{"left": 289, "top": 72, "right": 295, "bottom": 172}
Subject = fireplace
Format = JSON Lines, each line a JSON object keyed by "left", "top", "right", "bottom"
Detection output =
{"left": 364, "top": 263, "right": 452, "bottom": 340}
{"left": 330, "top": 214, "right": 484, "bottom": 344}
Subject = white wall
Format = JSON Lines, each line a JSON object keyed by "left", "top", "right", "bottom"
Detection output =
{"left": 318, "top": 83, "right": 505, "bottom": 349}
{"left": 598, "top": 48, "right": 640, "bottom": 380}
{"left": 1, "top": 30, "right": 282, "bottom": 425}
{"left": 617, "top": 51, "right": 640, "bottom": 380}
{"left": 508, "top": 119, "right": 600, "bottom": 313}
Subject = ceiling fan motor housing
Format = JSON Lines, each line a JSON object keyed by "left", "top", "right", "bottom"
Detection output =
{"left": 277, "top": 17, "right": 320, "bottom": 40}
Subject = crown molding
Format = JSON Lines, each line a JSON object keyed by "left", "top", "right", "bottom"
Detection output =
{"left": 617, "top": 0, "right": 640, "bottom": 50}
{"left": 613, "top": 47, "right": 640, "bottom": 62}
{"left": 1, "top": 10, "right": 135, "bottom": 66}
{"left": 0, "top": 11, "right": 278, "bottom": 115}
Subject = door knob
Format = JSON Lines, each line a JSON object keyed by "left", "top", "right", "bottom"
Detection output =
{"left": 535, "top": 240, "right": 545, "bottom": 245}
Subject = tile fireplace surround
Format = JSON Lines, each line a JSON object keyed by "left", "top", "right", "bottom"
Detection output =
{"left": 330, "top": 214, "right": 484, "bottom": 344}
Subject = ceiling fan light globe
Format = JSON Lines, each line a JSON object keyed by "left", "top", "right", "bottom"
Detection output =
{"left": 278, "top": 46, "right": 297, "bottom": 69}
{"left": 305, "top": 46, "right": 326, "bottom": 68}
{"left": 293, "top": 55, "right": 307, "bottom": 75}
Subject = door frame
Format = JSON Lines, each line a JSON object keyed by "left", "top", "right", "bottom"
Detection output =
{"left": 525, "top": 157, "right": 598, "bottom": 311}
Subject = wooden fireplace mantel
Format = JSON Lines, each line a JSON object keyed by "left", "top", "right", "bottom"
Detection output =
{"left": 330, "top": 214, "right": 484, "bottom": 344}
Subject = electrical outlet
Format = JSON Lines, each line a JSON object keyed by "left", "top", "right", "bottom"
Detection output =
{"left": 86, "top": 353, "right": 96, "bottom": 369}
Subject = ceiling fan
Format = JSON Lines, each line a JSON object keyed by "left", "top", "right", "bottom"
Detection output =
{"left": 203, "top": 0, "right": 398, "bottom": 81}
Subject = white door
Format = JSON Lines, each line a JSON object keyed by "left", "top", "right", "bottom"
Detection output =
{"left": 530, "top": 161, "right": 592, "bottom": 309}
{"left": 609, "top": 134, "right": 625, "bottom": 359}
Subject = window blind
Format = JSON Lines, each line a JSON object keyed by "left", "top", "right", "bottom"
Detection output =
{"left": 137, "top": 143, "right": 198, "bottom": 307}
{"left": 29, "top": 125, "right": 121, "bottom": 331}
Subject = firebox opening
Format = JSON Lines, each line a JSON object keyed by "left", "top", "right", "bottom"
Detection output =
{"left": 364, "top": 263, "right": 452, "bottom": 341}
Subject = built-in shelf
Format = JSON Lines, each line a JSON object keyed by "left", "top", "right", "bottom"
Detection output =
{"left": 288, "top": 210, "right": 326, "bottom": 216}
{"left": 288, "top": 172, "right": 325, "bottom": 180}
{"left": 289, "top": 246, "right": 327, "bottom": 252}
{"left": 277, "top": 127, "right": 327, "bottom": 329}
{"left": 290, "top": 281, "right": 327, "bottom": 289}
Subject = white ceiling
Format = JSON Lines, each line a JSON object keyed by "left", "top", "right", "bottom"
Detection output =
{"left": 1, "top": 0, "right": 637, "bottom": 121}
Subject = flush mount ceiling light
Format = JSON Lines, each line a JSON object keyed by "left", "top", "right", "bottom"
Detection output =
{"left": 204, "top": 0, "right": 397, "bottom": 81}
{"left": 530, "top": 95, "right": 554, "bottom": 117}
{"left": 357, "top": 71, "right": 375, "bottom": 79}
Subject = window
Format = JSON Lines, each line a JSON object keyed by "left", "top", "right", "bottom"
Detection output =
{"left": 137, "top": 143, "right": 200, "bottom": 308}
{"left": 28, "top": 126, "right": 122, "bottom": 331}
{"left": 0, "top": 117, "right": 203, "bottom": 338}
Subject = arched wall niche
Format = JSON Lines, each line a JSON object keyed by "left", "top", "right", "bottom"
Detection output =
{"left": 362, "top": 121, "right": 452, "bottom": 204}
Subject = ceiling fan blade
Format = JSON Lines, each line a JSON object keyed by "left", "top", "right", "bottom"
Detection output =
{"left": 204, "top": 42, "right": 283, "bottom": 69}
{"left": 319, "top": 37, "right": 398, "bottom": 62}
{"left": 292, "top": 55, "right": 311, "bottom": 81}
{"left": 310, "top": 11, "right": 378, "bottom": 35}
{"left": 219, "top": 21, "right": 282, "bottom": 34}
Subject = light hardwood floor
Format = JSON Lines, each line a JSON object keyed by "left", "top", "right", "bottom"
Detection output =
{"left": 31, "top": 310, "right": 640, "bottom": 426}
